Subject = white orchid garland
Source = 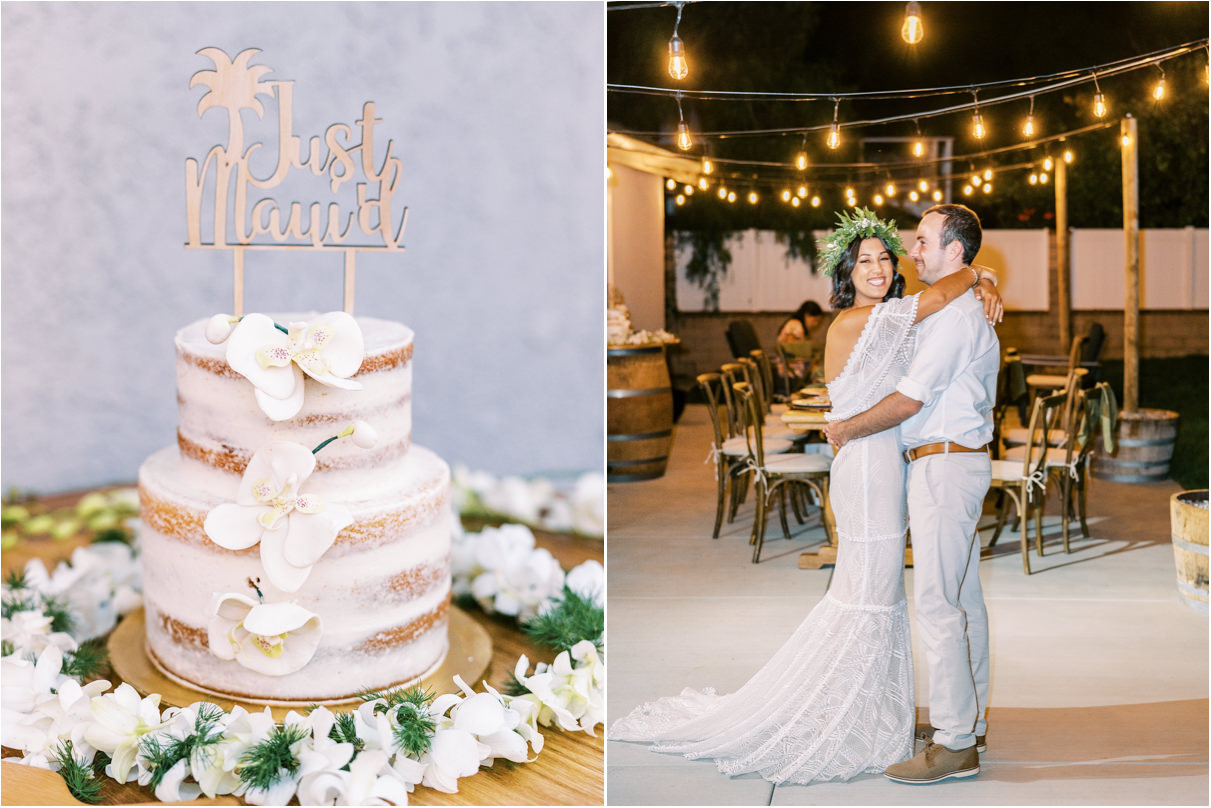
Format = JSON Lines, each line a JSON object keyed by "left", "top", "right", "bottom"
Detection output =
{"left": 1, "top": 515, "right": 604, "bottom": 806}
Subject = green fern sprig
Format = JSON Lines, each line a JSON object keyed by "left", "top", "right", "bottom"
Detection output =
{"left": 53, "top": 740, "right": 102, "bottom": 804}
{"left": 521, "top": 586, "right": 604, "bottom": 656}
{"left": 327, "top": 711, "right": 364, "bottom": 756}
{"left": 61, "top": 638, "right": 110, "bottom": 681}
{"left": 4, "top": 568, "right": 27, "bottom": 589}
{"left": 391, "top": 702, "right": 436, "bottom": 758}
{"left": 237, "top": 724, "right": 308, "bottom": 792}
{"left": 138, "top": 703, "right": 226, "bottom": 788}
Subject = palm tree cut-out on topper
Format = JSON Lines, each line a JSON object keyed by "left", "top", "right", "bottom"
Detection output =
{"left": 185, "top": 47, "right": 408, "bottom": 315}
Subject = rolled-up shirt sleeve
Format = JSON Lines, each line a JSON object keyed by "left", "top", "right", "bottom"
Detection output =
{"left": 895, "top": 307, "right": 976, "bottom": 406}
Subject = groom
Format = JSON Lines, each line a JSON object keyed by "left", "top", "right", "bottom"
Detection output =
{"left": 824, "top": 203, "right": 1000, "bottom": 784}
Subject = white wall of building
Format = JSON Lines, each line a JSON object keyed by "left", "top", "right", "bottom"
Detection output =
{"left": 607, "top": 164, "right": 666, "bottom": 331}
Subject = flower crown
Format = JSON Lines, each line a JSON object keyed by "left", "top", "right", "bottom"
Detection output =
{"left": 817, "top": 207, "right": 907, "bottom": 277}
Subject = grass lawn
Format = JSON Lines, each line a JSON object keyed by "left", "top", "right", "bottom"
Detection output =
{"left": 1100, "top": 355, "right": 1208, "bottom": 491}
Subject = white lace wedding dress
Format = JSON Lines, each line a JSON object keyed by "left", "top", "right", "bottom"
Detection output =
{"left": 609, "top": 295, "right": 920, "bottom": 784}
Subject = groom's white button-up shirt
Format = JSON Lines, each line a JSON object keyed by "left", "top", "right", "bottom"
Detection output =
{"left": 896, "top": 290, "right": 1000, "bottom": 450}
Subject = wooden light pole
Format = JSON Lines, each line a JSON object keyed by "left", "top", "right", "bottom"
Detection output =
{"left": 1121, "top": 114, "right": 1140, "bottom": 414}
{"left": 1055, "top": 151, "right": 1071, "bottom": 351}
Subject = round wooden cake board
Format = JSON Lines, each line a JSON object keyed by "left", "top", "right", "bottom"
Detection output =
{"left": 109, "top": 606, "right": 492, "bottom": 722}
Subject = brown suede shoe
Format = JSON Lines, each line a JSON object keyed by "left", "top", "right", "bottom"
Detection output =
{"left": 884, "top": 739, "right": 980, "bottom": 784}
{"left": 914, "top": 724, "right": 987, "bottom": 753}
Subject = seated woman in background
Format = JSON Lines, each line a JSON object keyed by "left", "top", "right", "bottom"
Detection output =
{"left": 778, "top": 300, "right": 827, "bottom": 385}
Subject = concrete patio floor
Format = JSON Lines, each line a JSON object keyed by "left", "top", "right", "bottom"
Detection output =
{"left": 606, "top": 403, "right": 1208, "bottom": 806}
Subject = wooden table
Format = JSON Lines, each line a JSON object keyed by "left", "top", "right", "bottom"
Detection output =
{"left": 780, "top": 407, "right": 840, "bottom": 568}
{"left": 1, "top": 492, "right": 604, "bottom": 806}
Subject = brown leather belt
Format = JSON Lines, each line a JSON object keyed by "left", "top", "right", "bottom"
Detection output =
{"left": 902, "top": 441, "right": 988, "bottom": 463}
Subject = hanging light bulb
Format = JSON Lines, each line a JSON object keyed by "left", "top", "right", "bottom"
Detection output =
{"left": 1091, "top": 74, "right": 1107, "bottom": 118}
{"left": 727, "top": 191, "right": 736, "bottom": 203}
{"left": 795, "top": 149, "right": 808, "bottom": 171}
{"left": 972, "top": 110, "right": 986, "bottom": 140}
{"left": 666, "top": 178, "right": 676, "bottom": 190}
{"left": 1029, "top": 173, "right": 1039, "bottom": 185}
{"left": 717, "top": 185, "right": 728, "bottom": 199}
{"left": 983, "top": 183, "right": 992, "bottom": 194}
{"left": 698, "top": 176, "right": 709, "bottom": 190}
{"left": 810, "top": 195, "right": 821, "bottom": 207}
{"left": 827, "top": 99, "right": 842, "bottom": 149}
{"left": 797, "top": 185, "right": 808, "bottom": 198}
{"left": 970, "top": 173, "right": 981, "bottom": 186}
{"left": 748, "top": 190, "right": 759, "bottom": 205}
{"left": 675, "top": 194, "right": 686, "bottom": 206}
{"left": 791, "top": 196, "right": 801, "bottom": 208}
{"left": 918, "top": 179, "right": 929, "bottom": 192}
{"left": 1043, "top": 157, "right": 1054, "bottom": 171}
{"left": 963, "top": 184, "right": 974, "bottom": 196}
{"left": 676, "top": 120, "right": 693, "bottom": 151}
{"left": 912, "top": 139, "right": 926, "bottom": 158}
{"left": 885, "top": 182, "right": 897, "bottom": 197}
{"left": 844, "top": 186, "right": 855, "bottom": 198}
{"left": 901, "top": 1, "right": 924, "bottom": 45}
{"left": 1121, "top": 133, "right": 1131, "bottom": 147}
{"left": 781, "top": 188, "right": 792, "bottom": 202}
{"left": 667, "top": 3, "right": 688, "bottom": 80}
{"left": 983, "top": 168, "right": 993, "bottom": 181}
{"left": 1063, "top": 149, "right": 1074, "bottom": 163}
{"left": 908, "top": 190, "right": 920, "bottom": 202}
{"left": 932, "top": 189, "right": 943, "bottom": 202}
{"left": 1040, "top": 172, "right": 1049, "bottom": 184}
{"left": 1022, "top": 96, "right": 1037, "bottom": 138}
{"left": 874, "top": 194, "right": 885, "bottom": 206}
{"left": 1153, "top": 69, "right": 1167, "bottom": 101}
{"left": 684, "top": 185, "right": 694, "bottom": 195}
{"left": 702, "top": 157, "right": 713, "bottom": 175}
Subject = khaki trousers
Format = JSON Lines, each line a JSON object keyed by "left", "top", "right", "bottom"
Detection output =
{"left": 907, "top": 451, "right": 991, "bottom": 750}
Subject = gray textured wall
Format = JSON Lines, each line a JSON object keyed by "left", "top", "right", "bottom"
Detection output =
{"left": 1, "top": 2, "right": 605, "bottom": 493}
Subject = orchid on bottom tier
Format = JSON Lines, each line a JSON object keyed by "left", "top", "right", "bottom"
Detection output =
{"left": 1, "top": 519, "right": 604, "bottom": 806}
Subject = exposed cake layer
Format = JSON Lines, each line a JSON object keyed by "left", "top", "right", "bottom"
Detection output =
{"left": 175, "top": 315, "right": 413, "bottom": 480}
{"left": 138, "top": 443, "right": 452, "bottom": 701}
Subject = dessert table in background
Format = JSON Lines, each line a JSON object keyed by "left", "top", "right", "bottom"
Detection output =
{"left": 0, "top": 489, "right": 604, "bottom": 807}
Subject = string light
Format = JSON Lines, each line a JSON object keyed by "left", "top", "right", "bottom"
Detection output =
{"left": 982, "top": 183, "right": 993, "bottom": 194}
{"left": 675, "top": 94, "right": 692, "bottom": 151}
{"left": 1121, "top": 133, "right": 1132, "bottom": 147}
{"left": 702, "top": 157, "right": 713, "bottom": 175}
{"left": 667, "top": 2, "right": 688, "bottom": 80}
{"left": 844, "top": 186, "right": 855, "bottom": 198}
{"left": 1043, "top": 156, "right": 1054, "bottom": 171}
{"left": 795, "top": 135, "right": 809, "bottom": 170}
{"left": 912, "top": 120, "right": 926, "bottom": 157}
{"left": 918, "top": 179, "right": 930, "bottom": 192}
{"left": 1091, "top": 73, "right": 1107, "bottom": 118}
{"left": 1063, "top": 149, "right": 1074, "bottom": 163}
{"left": 1022, "top": 96, "right": 1036, "bottom": 138}
{"left": 963, "top": 184, "right": 974, "bottom": 195}
{"left": 748, "top": 190, "right": 759, "bottom": 204}
{"left": 666, "top": 178, "right": 676, "bottom": 190}
{"left": 684, "top": 185, "right": 694, "bottom": 195}
{"left": 1029, "top": 173, "right": 1038, "bottom": 185}
{"left": 901, "top": 1, "right": 924, "bottom": 45}
{"left": 810, "top": 195, "right": 821, "bottom": 207}
{"left": 970, "top": 172, "right": 981, "bottom": 186}
{"left": 717, "top": 185, "right": 728, "bottom": 199}
{"left": 827, "top": 98, "right": 842, "bottom": 149}
{"left": 797, "top": 185, "right": 809, "bottom": 198}
{"left": 970, "top": 91, "right": 986, "bottom": 140}
{"left": 983, "top": 168, "right": 993, "bottom": 181}
{"left": 791, "top": 196, "right": 801, "bottom": 208}
{"left": 675, "top": 194, "right": 686, "bottom": 205}
{"left": 885, "top": 182, "right": 897, "bottom": 197}
{"left": 1040, "top": 171, "right": 1049, "bottom": 184}
{"left": 874, "top": 194, "right": 885, "bottom": 205}
{"left": 908, "top": 190, "right": 920, "bottom": 201}
{"left": 1153, "top": 65, "right": 1167, "bottom": 100}
{"left": 698, "top": 176, "right": 709, "bottom": 190}
{"left": 781, "top": 188, "right": 792, "bottom": 202}
{"left": 727, "top": 191, "right": 736, "bottom": 203}
{"left": 932, "top": 189, "right": 943, "bottom": 202}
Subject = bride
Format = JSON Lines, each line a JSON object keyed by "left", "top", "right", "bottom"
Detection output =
{"left": 609, "top": 208, "right": 1002, "bottom": 783}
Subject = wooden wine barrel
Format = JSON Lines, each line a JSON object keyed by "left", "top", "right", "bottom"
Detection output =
{"left": 1170, "top": 490, "right": 1209, "bottom": 612}
{"left": 1091, "top": 409, "right": 1179, "bottom": 482}
{"left": 607, "top": 345, "right": 673, "bottom": 482}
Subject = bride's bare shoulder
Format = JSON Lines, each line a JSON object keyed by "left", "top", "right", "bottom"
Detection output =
{"left": 827, "top": 305, "right": 875, "bottom": 345}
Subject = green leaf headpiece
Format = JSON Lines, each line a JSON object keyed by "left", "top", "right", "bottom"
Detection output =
{"left": 817, "top": 207, "right": 906, "bottom": 277}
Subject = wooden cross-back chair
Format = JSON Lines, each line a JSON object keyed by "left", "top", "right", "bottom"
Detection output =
{"left": 733, "top": 382, "right": 833, "bottom": 563}
{"left": 988, "top": 390, "right": 1068, "bottom": 574}
{"left": 698, "top": 372, "right": 793, "bottom": 539}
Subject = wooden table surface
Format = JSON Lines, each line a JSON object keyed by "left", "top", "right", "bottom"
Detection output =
{"left": 1, "top": 491, "right": 604, "bottom": 806}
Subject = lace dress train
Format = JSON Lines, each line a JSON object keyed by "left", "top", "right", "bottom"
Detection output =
{"left": 609, "top": 295, "right": 921, "bottom": 784}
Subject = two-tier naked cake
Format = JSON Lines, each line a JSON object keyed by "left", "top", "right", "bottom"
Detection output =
{"left": 138, "top": 312, "right": 452, "bottom": 703}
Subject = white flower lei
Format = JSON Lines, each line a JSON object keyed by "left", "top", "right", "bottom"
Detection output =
{"left": 1, "top": 499, "right": 604, "bottom": 806}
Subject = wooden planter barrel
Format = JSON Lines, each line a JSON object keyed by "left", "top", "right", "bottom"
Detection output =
{"left": 1091, "top": 408, "right": 1180, "bottom": 482}
{"left": 1170, "top": 490, "right": 1209, "bottom": 612}
{"left": 607, "top": 344, "right": 674, "bottom": 483}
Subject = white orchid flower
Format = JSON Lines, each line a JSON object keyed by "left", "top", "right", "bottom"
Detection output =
{"left": 155, "top": 758, "right": 203, "bottom": 803}
{"left": 225, "top": 312, "right": 365, "bottom": 421}
{"left": 564, "top": 560, "right": 605, "bottom": 608}
{"left": 0, "top": 611, "right": 77, "bottom": 657}
{"left": 83, "top": 683, "right": 165, "bottom": 783}
{"left": 297, "top": 749, "right": 411, "bottom": 806}
{"left": 465, "top": 525, "right": 565, "bottom": 620}
{"left": 501, "top": 692, "right": 545, "bottom": 755}
{"left": 188, "top": 705, "right": 275, "bottom": 798}
{"left": 297, "top": 706, "right": 354, "bottom": 778}
{"left": 1, "top": 645, "right": 71, "bottom": 752}
{"left": 208, "top": 594, "right": 322, "bottom": 676}
{"left": 515, "top": 640, "right": 605, "bottom": 736}
{"left": 445, "top": 679, "right": 529, "bottom": 765}
{"left": 203, "top": 441, "right": 353, "bottom": 592}
{"left": 419, "top": 725, "right": 487, "bottom": 793}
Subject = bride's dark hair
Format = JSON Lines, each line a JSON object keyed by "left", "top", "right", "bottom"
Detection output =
{"left": 828, "top": 236, "right": 906, "bottom": 310}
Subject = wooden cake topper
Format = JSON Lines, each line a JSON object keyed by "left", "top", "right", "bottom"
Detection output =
{"left": 185, "top": 48, "right": 407, "bottom": 315}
